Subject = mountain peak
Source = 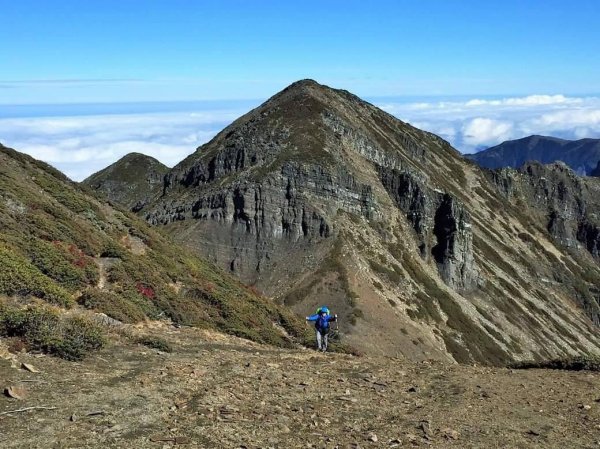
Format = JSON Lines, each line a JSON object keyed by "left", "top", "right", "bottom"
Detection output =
{"left": 269, "top": 79, "right": 362, "bottom": 109}
{"left": 82, "top": 152, "right": 169, "bottom": 211}
{"left": 283, "top": 78, "right": 322, "bottom": 90}
{"left": 118, "top": 152, "right": 162, "bottom": 163}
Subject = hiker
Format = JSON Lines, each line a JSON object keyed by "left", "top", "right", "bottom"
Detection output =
{"left": 306, "top": 306, "right": 338, "bottom": 352}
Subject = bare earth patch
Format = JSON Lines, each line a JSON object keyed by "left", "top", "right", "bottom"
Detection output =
{"left": 1, "top": 326, "right": 599, "bottom": 448}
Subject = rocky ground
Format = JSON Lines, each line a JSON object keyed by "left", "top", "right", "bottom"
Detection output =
{"left": 1, "top": 324, "right": 599, "bottom": 449}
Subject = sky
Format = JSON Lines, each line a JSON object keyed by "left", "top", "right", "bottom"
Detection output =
{"left": 1, "top": 0, "right": 600, "bottom": 180}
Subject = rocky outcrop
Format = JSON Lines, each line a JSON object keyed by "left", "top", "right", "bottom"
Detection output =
{"left": 591, "top": 160, "right": 600, "bottom": 177}
{"left": 148, "top": 160, "right": 375, "bottom": 286}
{"left": 378, "top": 167, "right": 474, "bottom": 291}
{"left": 577, "top": 222, "right": 600, "bottom": 260}
{"left": 487, "top": 162, "right": 600, "bottom": 257}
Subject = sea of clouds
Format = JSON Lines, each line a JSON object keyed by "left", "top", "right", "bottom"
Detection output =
{"left": 379, "top": 94, "right": 600, "bottom": 152}
{"left": 1, "top": 94, "right": 599, "bottom": 181}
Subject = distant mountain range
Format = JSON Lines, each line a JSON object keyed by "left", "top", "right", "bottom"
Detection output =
{"left": 467, "top": 135, "right": 600, "bottom": 175}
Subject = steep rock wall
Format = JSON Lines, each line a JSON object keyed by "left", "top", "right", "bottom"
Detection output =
{"left": 378, "top": 167, "right": 475, "bottom": 291}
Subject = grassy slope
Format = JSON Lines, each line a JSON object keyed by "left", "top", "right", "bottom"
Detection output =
{"left": 0, "top": 145, "right": 309, "bottom": 352}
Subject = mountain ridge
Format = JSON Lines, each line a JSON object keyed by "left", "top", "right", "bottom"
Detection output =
{"left": 0, "top": 143, "right": 309, "bottom": 350}
{"left": 467, "top": 135, "right": 600, "bottom": 175}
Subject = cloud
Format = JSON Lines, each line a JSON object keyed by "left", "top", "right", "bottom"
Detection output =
{"left": 462, "top": 118, "right": 514, "bottom": 147}
{"left": 0, "top": 106, "right": 247, "bottom": 181}
{"left": 464, "top": 94, "right": 582, "bottom": 107}
{"left": 376, "top": 94, "right": 600, "bottom": 152}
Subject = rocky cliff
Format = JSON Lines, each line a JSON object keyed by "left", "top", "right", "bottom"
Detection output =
{"left": 82, "top": 153, "right": 169, "bottom": 211}
{"left": 485, "top": 161, "right": 600, "bottom": 324}
{"left": 467, "top": 135, "right": 600, "bottom": 175}
{"left": 93, "top": 80, "right": 600, "bottom": 365}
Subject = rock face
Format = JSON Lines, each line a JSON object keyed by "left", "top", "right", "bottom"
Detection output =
{"left": 82, "top": 153, "right": 168, "bottom": 211}
{"left": 378, "top": 167, "right": 474, "bottom": 291}
{"left": 487, "top": 162, "right": 600, "bottom": 252}
{"left": 467, "top": 135, "right": 600, "bottom": 175}
{"left": 91, "top": 80, "right": 600, "bottom": 364}
{"left": 485, "top": 161, "right": 600, "bottom": 325}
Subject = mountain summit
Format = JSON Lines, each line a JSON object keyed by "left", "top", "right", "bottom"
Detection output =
{"left": 89, "top": 80, "right": 600, "bottom": 364}
{"left": 82, "top": 152, "right": 169, "bottom": 211}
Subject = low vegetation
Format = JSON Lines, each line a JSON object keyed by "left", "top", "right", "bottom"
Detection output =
{"left": 0, "top": 246, "right": 73, "bottom": 307}
{"left": 0, "top": 300, "right": 105, "bottom": 360}
{"left": 510, "top": 356, "right": 600, "bottom": 372}
{"left": 78, "top": 288, "right": 146, "bottom": 323}
{"left": 136, "top": 335, "right": 173, "bottom": 353}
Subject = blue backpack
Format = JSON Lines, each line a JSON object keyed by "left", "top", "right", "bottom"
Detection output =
{"left": 316, "top": 314, "right": 330, "bottom": 333}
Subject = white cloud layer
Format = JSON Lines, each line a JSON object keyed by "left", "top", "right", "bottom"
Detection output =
{"left": 0, "top": 107, "right": 247, "bottom": 181}
{"left": 1, "top": 94, "right": 600, "bottom": 181}
{"left": 378, "top": 94, "right": 600, "bottom": 152}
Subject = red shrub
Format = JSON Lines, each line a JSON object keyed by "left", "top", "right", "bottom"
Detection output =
{"left": 136, "top": 282, "right": 155, "bottom": 299}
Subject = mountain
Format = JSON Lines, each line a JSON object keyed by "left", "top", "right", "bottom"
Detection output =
{"left": 0, "top": 144, "right": 308, "bottom": 350}
{"left": 86, "top": 79, "right": 600, "bottom": 365}
{"left": 82, "top": 152, "right": 169, "bottom": 212}
{"left": 467, "top": 135, "right": 600, "bottom": 175}
{"left": 592, "top": 160, "right": 600, "bottom": 177}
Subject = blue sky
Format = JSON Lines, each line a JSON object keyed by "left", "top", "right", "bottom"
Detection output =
{"left": 1, "top": 1, "right": 600, "bottom": 179}
{"left": 2, "top": 0, "right": 600, "bottom": 102}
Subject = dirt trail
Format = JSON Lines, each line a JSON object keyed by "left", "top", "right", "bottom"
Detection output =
{"left": 94, "top": 257, "right": 119, "bottom": 290}
{"left": 1, "top": 325, "right": 599, "bottom": 448}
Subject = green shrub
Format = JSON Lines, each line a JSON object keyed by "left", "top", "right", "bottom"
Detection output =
{"left": 56, "top": 316, "right": 106, "bottom": 360}
{"left": 349, "top": 308, "right": 364, "bottom": 326}
{"left": 368, "top": 260, "right": 403, "bottom": 284}
{"left": 78, "top": 288, "right": 146, "bottom": 323}
{"left": 0, "top": 303, "right": 105, "bottom": 360}
{"left": 136, "top": 335, "right": 173, "bottom": 353}
{"left": 0, "top": 246, "right": 73, "bottom": 306}
{"left": 100, "top": 241, "right": 125, "bottom": 258}
{"left": 26, "top": 240, "right": 98, "bottom": 291}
